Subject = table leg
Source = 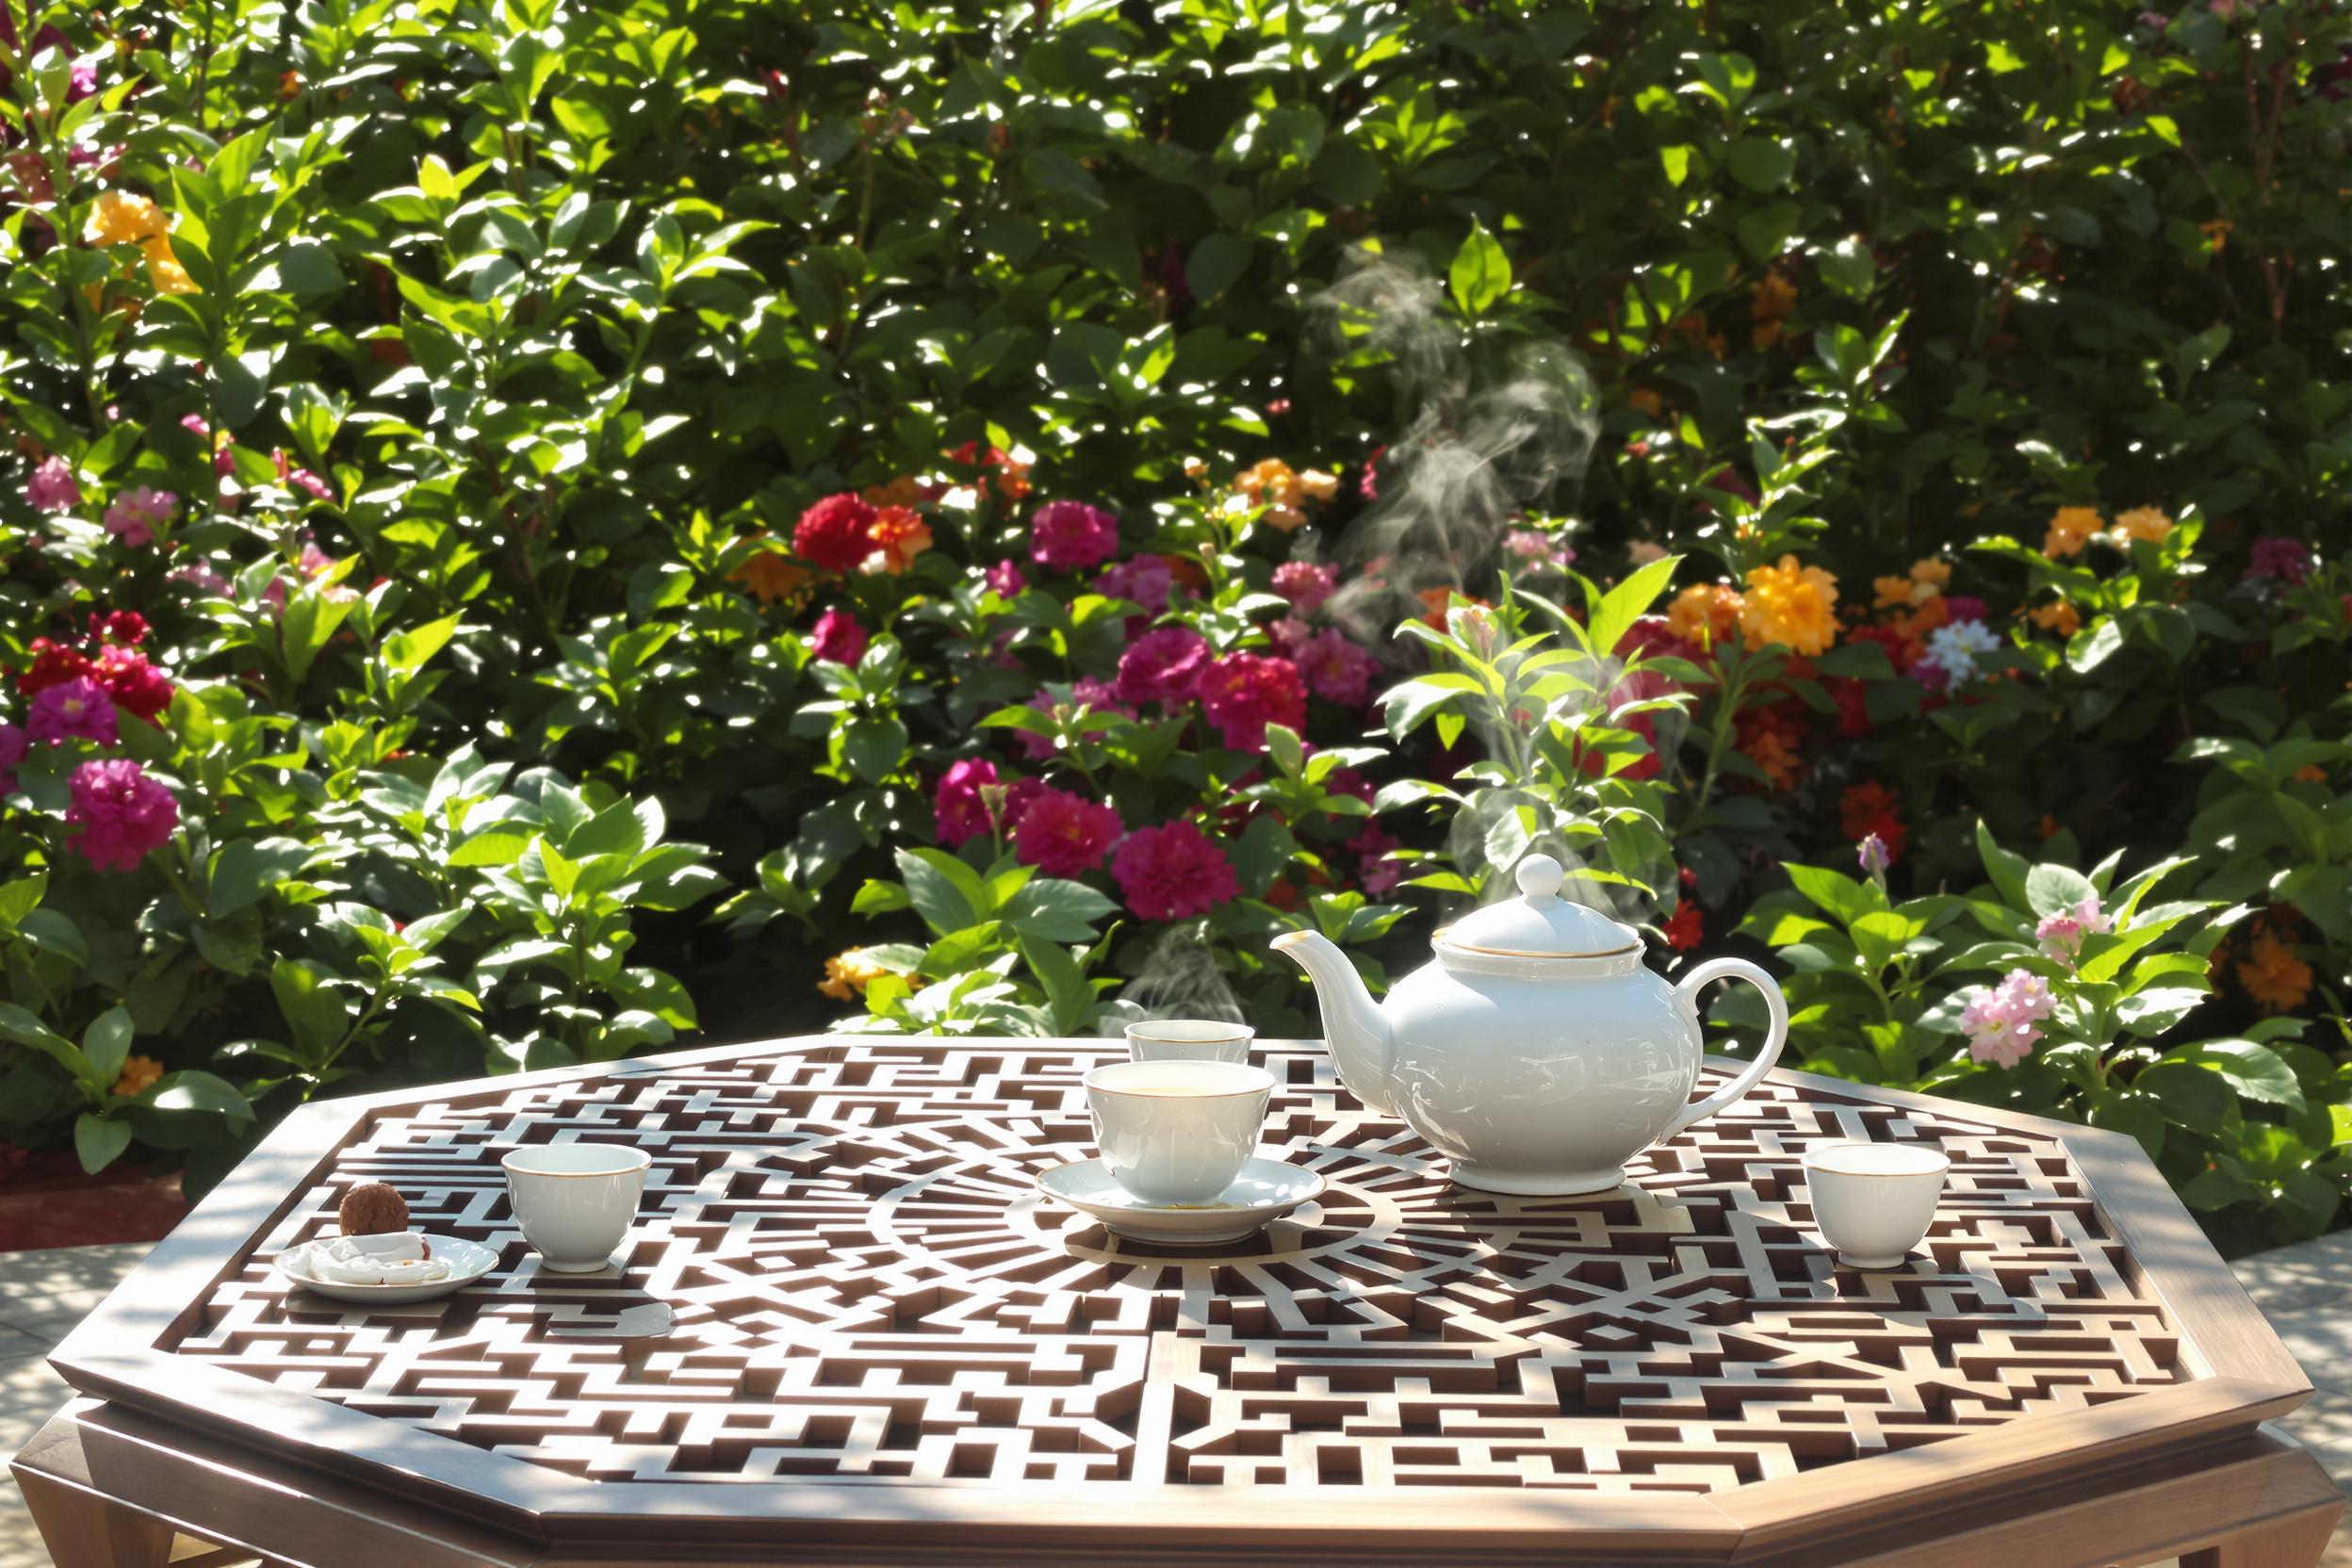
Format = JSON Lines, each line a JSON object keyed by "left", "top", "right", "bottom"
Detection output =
{"left": 2180, "top": 1506, "right": 2343, "bottom": 1568}
{"left": 13, "top": 1462, "right": 176, "bottom": 1568}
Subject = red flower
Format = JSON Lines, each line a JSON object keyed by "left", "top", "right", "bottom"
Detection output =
{"left": 1111, "top": 820, "right": 1240, "bottom": 921}
{"left": 792, "top": 493, "right": 878, "bottom": 572}
{"left": 1012, "top": 788, "right": 1122, "bottom": 878}
{"left": 1198, "top": 652, "right": 1307, "bottom": 752}
{"left": 809, "top": 610, "right": 868, "bottom": 665}
{"left": 92, "top": 645, "right": 173, "bottom": 723}
{"left": 19, "top": 638, "right": 93, "bottom": 696}
{"left": 1838, "top": 781, "right": 1908, "bottom": 861}
{"left": 1662, "top": 901, "right": 1704, "bottom": 950}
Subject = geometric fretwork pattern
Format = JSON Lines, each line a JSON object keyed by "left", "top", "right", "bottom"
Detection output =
{"left": 166, "top": 1040, "right": 2185, "bottom": 1494}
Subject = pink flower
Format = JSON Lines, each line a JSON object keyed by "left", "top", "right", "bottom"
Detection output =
{"left": 1298, "top": 629, "right": 1380, "bottom": 707}
{"left": 933, "top": 759, "right": 1002, "bottom": 847}
{"left": 986, "top": 560, "right": 1026, "bottom": 597}
{"left": 1028, "top": 501, "right": 1120, "bottom": 570}
{"left": 1111, "top": 820, "right": 1240, "bottom": 921}
{"left": 184, "top": 414, "right": 237, "bottom": 476}
{"left": 1960, "top": 969, "right": 2057, "bottom": 1068}
{"left": 810, "top": 609, "right": 868, "bottom": 665}
{"left": 1097, "top": 554, "right": 1178, "bottom": 612}
{"left": 27, "top": 678, "right": 118, "bottom": 746}
{"left": 1272, "top": 561, "right": 1338, "bottom": 615}
{"left": 2246, "top": 536, "right": 2313, "bottom": 585}
{"left": 1348, "top": 822, "right": 1403, "bottom": 895}
{"left": 2034, "top": 895, "right": 2112, "bottom": 967}
{"left": 1857, "top": 834, "right": 1892, "bottom": 877}
{"left": 271, "top": 449, "right": 333, "bottom": 502}
{"left": 1504, "top": 529, "right": 1576, "bottom": 571}
{"left": 103, "top": 486, "right": 174, "bottom": 547}
{"left": 170, "top": 564, "right": 232, "bottom": 597}
{"left": 1199, "top": 652, "right": 1307, "bottom": 750}
{"left": 0, "top": 723, "right": 24, "bottom": 793}
{"left": 1009, "top": 678, "right": 1134, "bottom": 761}
{"left": 66, "top": 759, "right": 178, "bottom": 872}
{"left": 1266, "top": 617, "right": 1313, "bottom": 658}
{"left": 26, "top": 457, "right": 80, "bottom": 513}
{"left": 92, "top": 645, "right": 172, "bottom": 723}
{"left": 1115, "top": 625, "right": 1211, "bottom": 705}
{"left": 1013, "top": 788, "right": 1123, "bottom": 877}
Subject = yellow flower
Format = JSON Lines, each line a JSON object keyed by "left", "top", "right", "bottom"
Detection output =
{"left": 1667, "top": 582, "right": 1744, "bottom": 648}
{"left": 141, "top": 236, "right": 198, "bottom": 296}
{"left": 819, "top": 949, "right": 889, "bottom": 1001}
{"left": 2028, "top": 600, "right": 2082, "bottom": 636}
{"left": 2236, "top": 933, "right": 2311, "bottom": 1014}
{"left": 111, "top": 1054, "right": 164, "bottom": 1098}
{"left": 1739, "top": 555, "right": 1840, "bottom": 656}
{"left": 2110, "top": 506, "right": 2173, "bottom": 547}
{"left": 2043, "top": 506, "right": 2102, "bottom": 559}
{"left": 83, "top": 190, "right": 168, "bottom": 247}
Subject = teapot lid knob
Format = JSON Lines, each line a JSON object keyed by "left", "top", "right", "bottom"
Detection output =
{"left": 1515, "top": 854, "right": 1565, "bottom": 902}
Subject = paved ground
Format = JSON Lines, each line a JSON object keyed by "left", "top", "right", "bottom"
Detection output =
{"left": 0, "top": 1233, "right": 2346, "bottom": 1567}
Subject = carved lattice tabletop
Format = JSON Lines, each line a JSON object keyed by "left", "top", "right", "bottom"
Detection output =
{"left": 12, "top": 1037, "right": 2340, "bottom": 1568}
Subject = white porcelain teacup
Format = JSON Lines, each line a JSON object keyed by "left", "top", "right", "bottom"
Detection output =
{"left": 1124, "top": 1019, "right": 1255, "bottom": 1065}
{"left": 1085, "top": 1059, "right": 1273, "bottom": 1205}
{"left": 501, "top": 1144, "right": 651, "bottom": 1272}
{"left": 1803, "top": 1140, "right": 1950, "bottom": 1269}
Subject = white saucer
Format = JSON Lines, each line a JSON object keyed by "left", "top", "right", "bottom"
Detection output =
{"left": 274, "top": 1233, "right": 500, "bottom": 1303}
{"left": 1036, "top": 1157, "right": 1325, "bottom": 1245}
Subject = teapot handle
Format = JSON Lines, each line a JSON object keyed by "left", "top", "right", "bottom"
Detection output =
{"left": 1660, "top": 956, "right": 1788, "bottom": 1141}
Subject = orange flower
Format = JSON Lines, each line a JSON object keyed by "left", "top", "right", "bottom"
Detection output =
{"left": 1883, "top": 596, "right": 1952, "bottom": 665}
{"left": 1838, "top": 781, "right": 1908, "bottom": 860}
{"left": 867, "top": 505, "right": 932, "bottom": 573}
{"left": 1627, "top": 386, "right": 1665, "bottom": 417}
{"left": 1751, "top": 272, "right": 1798, "bottom": 323}
{"left": 1235, "top": 458, "right": 1309, "bottom": 531}
{"left": 2028, "top": 600, "right": 2082, "bottom": 636}
{"left": 2043, "top": 506, "right": 2102, "bottom": 559}
{"left": 1740, "top": 556, "right": 1840, "bottom": 656}
{"left": 819, "top": 949, "right": 915, "bottom": 1001}
{"left": 2199, "top": 218, "right": 2232, "bottom": 253}
{"left": 861, "top": 476, "right": 925, "bottom": 509}
{"left": 110, "top": 1054, "right": 164, "bottom": 1098}
{"left": 1667, "top": 583, "right": 1743, "bottom": 648}
{"left": 1735, "top": 703, "right": 1806, "bottom": 792}
{"left": 2292, "top": 764, "right": 2328, "bottom": 784}
{"left": 730, "top": 536, "right": 812, "bottom": 606}
{"left": 2236, "top": 933, "right": 2312, "bottom": 1014}
{"left": 2111, "top": 506, "right": 2173, "bottom": 547}
{"left": 142, "top": 236, "right": 197, "bottom": 295}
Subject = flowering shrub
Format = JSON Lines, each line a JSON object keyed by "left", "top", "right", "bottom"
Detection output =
{"left": 0, "top": 0, "right": 2344, "bottom": 1250}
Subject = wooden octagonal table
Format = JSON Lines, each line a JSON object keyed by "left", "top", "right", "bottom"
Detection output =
{"left": 10, "top": 1037, "right": 2340, "bottom": 1567}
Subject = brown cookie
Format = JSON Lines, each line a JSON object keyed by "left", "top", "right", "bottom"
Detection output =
{"left": 337, "top": 1182, "right": 409, "bottom": 1236}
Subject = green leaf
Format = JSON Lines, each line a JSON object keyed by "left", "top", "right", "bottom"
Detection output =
{"left": 1782, "top": 862, "right": 1881, "bottom": 927}
{"left": 0, "top": 872, "right": 45, "bottom": 928}
{"left": 80, "top": 1007, "right": 134, "bottom": 1089}
{"left": 1586, "top": 554, "right": 1682, "bottom": 660}
{"left": 2024, "top": 862, "right": 2098, "bottom": 919}
{"left": 1448, "top": 219, "right": 1511, "bottom": 316}
{"left": 896, "top": 848, "right": 982, "bottom": 937}
{"left": 0, "top": 1002, "right": 85, "bottom": 1081}
{"left": 1019, "top": 935, "right": 1091, "bottom": 1036}
{"left": 74, "top": 1114, "right": 132, "bottom": 1175}
{"left": 2087, "top": 1091, "right": 2165, "bottom": 1160}
{"left": 1727, "top": 137, "right": 1795, "bottom": 191}
{"left": 1001, "top": 877, "right": 1119, "bottom": 942}
{"left": 1184, "top": 234, "right": 1250, "bottom": 304}
{"left": 270, "top": 958, "right": 350, "bottom": 1057}
{"left": 2134, "top": 1060, "right": 2236, "bottom": 1133}
{"left": 140, "top": 1070, "right": 253, "bottom": 1122}
{"left": 2177, "top": 1040, "right": 2304, "bottom": 1112}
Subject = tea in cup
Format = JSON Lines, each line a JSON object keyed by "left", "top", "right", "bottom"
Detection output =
{"left": 1124, "top": 1019, "right": 1255, "bottom": 1065}
{"left": 1085, "top": 1059, "right": 1273, "bottom": 1204}
{"left": 1802, "top": 1140, "right": 1950, "bottom": 1269}
{"left": 501, "top": 1143, "right": 651, "bottom": 1272}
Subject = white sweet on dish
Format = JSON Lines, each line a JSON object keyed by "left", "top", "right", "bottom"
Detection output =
{"left": 305, "top": 1233, "right": 454, "bottom": 1285}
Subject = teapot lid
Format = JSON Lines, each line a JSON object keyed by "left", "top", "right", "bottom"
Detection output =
{"left": 1436, "top": 854, "right": 1641, "bottom": 960}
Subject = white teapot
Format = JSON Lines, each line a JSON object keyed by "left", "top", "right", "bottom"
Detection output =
{"left": 1272, "top": 853, "right": 1787, "bottom": 1195}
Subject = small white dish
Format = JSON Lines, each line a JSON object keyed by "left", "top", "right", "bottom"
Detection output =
{"left": 1036, "top": 1156, "right": 1324, "bottom": 1245}
{"left": 274, "top": 1233, "right": 500, "bottom": 1303}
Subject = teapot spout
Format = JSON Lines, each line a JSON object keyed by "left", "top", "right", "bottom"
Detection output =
{"left": 1271, "top": 930, "right": 1396, "bottom": 1115}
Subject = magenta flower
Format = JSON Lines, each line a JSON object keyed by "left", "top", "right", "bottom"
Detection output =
{"left": 273, "top": 449, "right": 335, "bottom": 503}
{"left": 27, "top": 678, "right": 118, "bottom": 747}
{"left": 1096, "top": 554, "right": 1175, "bottom": 612}
{"left": 66, "top": 759, "right": 178, "bottom": 873}
{"left": 933, "top": 759, "right": 1002, "bottom": 847}
{"left": 102, "top": 486, "right": 176, "bottom": 547}
{"left": 1959, "top": 969, "right": 2056, "bottom": 1068}
{"left": 1298, "top": 629, "right": 1380, "bottom": 707}
{"left": 1013, "top": 788, "right": 1123, "bottom": 878}
{"left": 809, "top": 609, "right": 868, "bottom": 665}
{"left": 1857, "top": 833, "right": 1892, "bottom": 878}
{"left": 1115, "top": 625, "right": 1211, "bottom": 706}
{"left": 2246, "top": 535, "right": 2314, "bottom": 585}
{"left": 1942, "top": 596, "right": 1989, "bottom": 624}
{"left": 0, "top": 723, "right": 24, "bottom": 794}
{"left": 1111, "top": 820, "right": 1241, "bottom": 921}
{"left": 1271, "top": 561, "right": 1338, "bottom": 615}
{"left": 1198, "top": 651, "right": 1307, "bottom": 751}
{"left": 2034, "top": 895, "right": 2112, "bottom": 967}
{"left": 26, "top": 456, "right": 80, "bottom": 513}
{"left": 1348, "top": 822, "right": 1403, "bottom": 895}
{"left": 1027, "top": 500, "right": 1120, "bottom": 570}
{"left": 985, "top": 560, "right": 1027, "bottom": 597}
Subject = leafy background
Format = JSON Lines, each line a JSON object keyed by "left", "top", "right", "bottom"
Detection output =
{"left": 0, "top": 0, "right": 2345, "bottom": 1252}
